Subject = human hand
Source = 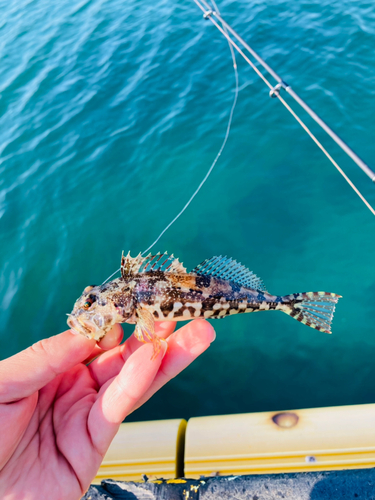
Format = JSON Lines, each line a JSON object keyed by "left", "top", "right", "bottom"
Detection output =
{"left": 0, "top": 319, "right": 215, "bottom": 499}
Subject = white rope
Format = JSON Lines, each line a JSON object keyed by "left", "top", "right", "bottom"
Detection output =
{"left": 101, "top": 2, "right": 239, "bottom": 285}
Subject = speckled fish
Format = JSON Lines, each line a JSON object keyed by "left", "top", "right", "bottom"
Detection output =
{"left": 68, "top": 252, "right": 341, "bottom": 356}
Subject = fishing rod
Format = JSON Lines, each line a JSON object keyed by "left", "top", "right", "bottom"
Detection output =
{"left": 193, "top": 0, "right": 375, "bottom": 185}
{"left": 103, "top": 0, "right": 375, "bottom": 285}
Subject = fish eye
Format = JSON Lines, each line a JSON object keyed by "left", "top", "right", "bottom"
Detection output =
{"left": 81, "top": 293, "right": 97, "bottom": 311}
{"left": 82, "top": 297, "right": 95, "bottom": 310}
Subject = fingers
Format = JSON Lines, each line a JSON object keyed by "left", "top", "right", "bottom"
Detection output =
{"left": 88, "top": 342, "right": 167, "bottom": 455}
{"left": 0, "top": 330, "right": 96, "bottom": 403}
{"left": 82, "top": 345, "right": 105, "bottom": 365}
{"left": 82, "top": 324, "right": 124, "bottom": 364}
{"left": 0, "top": 393, "right": 38, "bottom": 470}
{"left": 131, "top": 319, "right": 215, "bottom": 412}
{"left": 124, "top": 321, "right": 176, "bottom": 354}
{"left": 87, "top": 320, "right": 215, "bottom": 456}
{"left": 97, "top": 324, "right": 124, "bottom": 351}
{"left": 88, "top": 321, "right": 176, "bottom": 387}
{"left": 154, "top": 321, "right": 177, "bottom": 339}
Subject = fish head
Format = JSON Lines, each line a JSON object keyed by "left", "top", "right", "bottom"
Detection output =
{"left": 67, "top": 282, "right": 134, "bottom": 341}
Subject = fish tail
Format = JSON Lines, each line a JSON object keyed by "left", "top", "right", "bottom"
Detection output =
{"left": 279, "top": 292, "right": 341, "bottom": 333}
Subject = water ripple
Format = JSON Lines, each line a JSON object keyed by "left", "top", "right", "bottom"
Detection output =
{"left": 0, "top": 0, "right": 374, "bottom": 417}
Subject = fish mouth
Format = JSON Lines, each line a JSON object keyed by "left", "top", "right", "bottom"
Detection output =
{"left": 67, "top": 315, "right": 104, "bottom": 340}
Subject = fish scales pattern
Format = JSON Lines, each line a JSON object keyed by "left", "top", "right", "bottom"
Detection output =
{"left": 144, "top": 274, "right": 270, "bottom": 321}
{"left": 68, "top": 252, "right": 341, "bottom": 357}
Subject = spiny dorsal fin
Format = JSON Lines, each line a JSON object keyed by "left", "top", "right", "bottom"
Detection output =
{"left": 191, "top": 255, "right": 267, "bottom": 292}
{"left": 140, "top": 252, "right": 187, "bottom": 274}
{"left": 121, "top": 251, "right": 186, "bottom": 279}
{"left": 121, "top": 251, "right": 144, "bottom": 278}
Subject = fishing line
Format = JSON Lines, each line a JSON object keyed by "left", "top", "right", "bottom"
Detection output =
{"left": 103, "top": 0, "right": 375, "bottom": 288}
{"left": 101, "top": 2, "right": 239, "bottom": 285}
{"left": 142, "top": 2, "right": 238, "bottom": 256}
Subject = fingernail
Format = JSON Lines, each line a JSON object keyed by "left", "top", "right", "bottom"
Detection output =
{"left": 208, "top": 323, "right": 216, "bottom": 342}
{"left": 160, "top": 339, "right": 168, "bottom": 358}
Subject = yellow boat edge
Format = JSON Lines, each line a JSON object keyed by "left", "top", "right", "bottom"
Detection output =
{"left": 93, "top": 403, "right": 375, "bottom": 483}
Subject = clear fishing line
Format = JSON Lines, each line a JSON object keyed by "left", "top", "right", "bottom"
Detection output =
{"left": 142, "top": 1, "right": 238, "bottom": 256}
{"left": 102, "top": 1, "right": 239, "bottom": 285}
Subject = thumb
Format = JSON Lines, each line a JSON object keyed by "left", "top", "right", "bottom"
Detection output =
{"left": 0, "top": 330, "right": 96, "bottom": 403}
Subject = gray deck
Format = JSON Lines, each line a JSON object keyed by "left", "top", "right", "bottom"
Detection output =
{"left": 83, "top": 468, "right": 375, "bottom": 499}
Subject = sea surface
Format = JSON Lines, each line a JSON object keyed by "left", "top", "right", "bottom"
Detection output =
{"left": 1, "top": 0, "right": 375, "bottom": 421}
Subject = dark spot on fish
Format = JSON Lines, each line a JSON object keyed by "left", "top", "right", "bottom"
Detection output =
{"left": 257, "top": 293, "right": 265, "bottom": 301}
{"left": 196, "top": 275, "right": 211, "bottom": 288}
{"left": 153, "top": 311, "right": 159, "bottom": 318}
{"left": 145, "top": 270, "right": 167, "bottom": 281}
{"left": 275, "top": 296, "right": 283, "bottom": 303}
{"left": 201, "top": 297, "right": 217, "bottom": 310}
{"left": 137, "top": 291, "right": 153, "bottom": 303}
{"left": 212, "top": 309, "right": 222, "bottom": 317}
{"left": 161, "top": 301, "right": 174, "bottom": 314}
{"left": 104, "top": 315, "right": 113, "bottom": 325}
{"left": 188, "top": 306, "right": 196, "bottom": 316}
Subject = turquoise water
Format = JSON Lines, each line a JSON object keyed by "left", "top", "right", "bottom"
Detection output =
{"left": 1, "top": 0, "right": 375, "bottom": 421}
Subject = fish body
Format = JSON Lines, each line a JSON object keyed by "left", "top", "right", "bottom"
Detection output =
{"left": 68, "top": 252, "right": 341, "bottom": 356}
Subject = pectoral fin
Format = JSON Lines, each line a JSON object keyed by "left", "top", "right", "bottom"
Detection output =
{"left": 134, "top": 306, "right": 162, "bottom": 359}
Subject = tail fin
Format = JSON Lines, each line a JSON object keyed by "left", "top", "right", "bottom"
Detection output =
{"left": 281, "top": 292, "right": 341, "bottom": 334}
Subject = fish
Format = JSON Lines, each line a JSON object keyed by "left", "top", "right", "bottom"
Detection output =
{"left": 67, "top": 252, "right": 341, "bottom": 357}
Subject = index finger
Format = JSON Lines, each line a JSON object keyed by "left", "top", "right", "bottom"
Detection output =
{"left": 0, "top": 331, "right": 96, "bottom": 403}
{"left": 88, "top": 321, "right": 177, "bottom": 387}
